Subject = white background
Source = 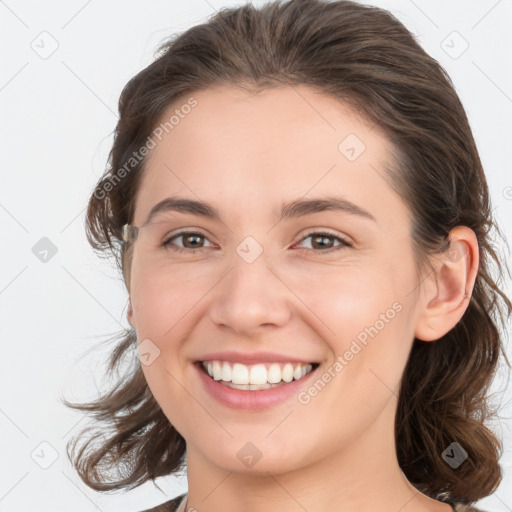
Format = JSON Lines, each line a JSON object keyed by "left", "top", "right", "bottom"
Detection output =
{"left": 1, "top": 0, "right": 511, "bottom": 510}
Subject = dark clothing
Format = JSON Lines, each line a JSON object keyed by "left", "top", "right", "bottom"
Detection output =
{"left": 139, "top": 492, "right": 489, "bottom": 512}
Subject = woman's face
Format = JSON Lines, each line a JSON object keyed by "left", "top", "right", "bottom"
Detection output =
{"left": 127, "top": 84, "right": 427, "bottom": 475}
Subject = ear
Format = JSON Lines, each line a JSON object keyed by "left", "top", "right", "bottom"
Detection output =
{"left": 127, "top": 298, "right": 136, "bottom": 329}
{"left": 414, "top": 226, "right": 479, "bottom": 342}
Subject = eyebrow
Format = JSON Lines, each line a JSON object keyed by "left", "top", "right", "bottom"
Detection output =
{"left": 143, "top": 195, "right": 376, "bottom": 225}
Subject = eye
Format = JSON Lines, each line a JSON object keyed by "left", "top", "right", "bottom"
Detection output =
{"left": 163, "top": 231, "right": 215, "bottom": 253}
{"left": 294, "top": 231, "right": 353, "bottom": 253}
{"left": 162, "top": 230, "right": 352, "bottom": 255}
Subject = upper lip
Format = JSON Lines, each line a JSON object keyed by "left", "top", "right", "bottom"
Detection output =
{"left": 196, "top": 351, "right": 319, "bottom": 365}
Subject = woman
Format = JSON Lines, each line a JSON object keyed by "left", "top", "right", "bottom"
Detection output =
{"left": 63, "top": 1, "right": 511, "bottom": 511}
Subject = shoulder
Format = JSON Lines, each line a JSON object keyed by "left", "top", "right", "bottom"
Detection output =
{"left": 430, "top": 487, "right": 489, "bottom": 512}
{"left": 451, "top": 503, "right": 488, "bottom": 512}
{"left": 138, "top": 492, "right": 187, "bottom": 512}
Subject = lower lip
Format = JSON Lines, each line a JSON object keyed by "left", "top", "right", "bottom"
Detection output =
{"left": 194, "top": 362, "right": 319, "bottom": 410}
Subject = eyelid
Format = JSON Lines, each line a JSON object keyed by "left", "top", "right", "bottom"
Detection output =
{"left": 161, "top": 224, "right": 215, "bottom": 240}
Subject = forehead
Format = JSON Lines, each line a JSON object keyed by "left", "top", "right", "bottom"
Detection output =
{"left": 133, "top": 84, "right": 407, "bottom": 229}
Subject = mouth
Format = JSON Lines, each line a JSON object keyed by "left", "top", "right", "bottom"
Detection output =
{"left": 196, "top": 360, "right": 320, "bottom": 391}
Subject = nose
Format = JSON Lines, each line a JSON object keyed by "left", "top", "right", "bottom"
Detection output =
{"left": 207, "top": 248, "right": 292, "bottom": 337}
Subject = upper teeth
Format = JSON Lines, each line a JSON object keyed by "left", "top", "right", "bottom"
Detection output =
{"left": 202, "top": 361, "right": 314, "bottom": 385}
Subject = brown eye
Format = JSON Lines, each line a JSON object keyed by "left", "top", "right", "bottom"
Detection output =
{"left": 181, "top": 233, "right": 205, "bottom": 248}
{"left": 311, "top": 234, "right": 335, "bottom": 250}
{"left": 163, "top": 231, "right": 214, "bottom": 252}
{"left": 295, "top": 232, "right": 352, "bottom": 253}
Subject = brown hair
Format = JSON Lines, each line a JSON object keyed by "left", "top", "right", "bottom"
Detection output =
{"left": 62, "top": 0, "right": 512, "bottom": 503}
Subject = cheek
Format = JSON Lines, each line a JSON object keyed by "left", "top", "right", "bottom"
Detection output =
{"left": 294, "top": 260, "right": 414, "bottom": 387}
{"left": 130, "top": 261, "right": 217, "bottom": 330}
{"left": 140, "top": 363, "right": 192, "bottom": 439}
{"left": 291, "top": 261, "right": 401, "bottom": 335}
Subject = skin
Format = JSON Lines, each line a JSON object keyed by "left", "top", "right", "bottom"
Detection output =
{"left": 127, "top": 84, "right": 478, "bottom": 512}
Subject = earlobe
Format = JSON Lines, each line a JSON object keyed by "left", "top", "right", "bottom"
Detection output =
{"left": 414, "top": 226, "right": 479, "bottom": 342}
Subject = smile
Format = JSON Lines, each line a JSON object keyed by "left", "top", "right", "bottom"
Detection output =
{"left": 199, "top": 360, "right": 318, "bottom": 390}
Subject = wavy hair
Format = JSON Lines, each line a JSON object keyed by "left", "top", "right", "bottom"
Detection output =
{"left": 62, "top": 0, "right": 512, "bottom": 503}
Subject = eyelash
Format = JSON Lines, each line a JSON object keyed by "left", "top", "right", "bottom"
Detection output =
{"left": 162, "top": 230, "right": 353, "bottom": 254}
